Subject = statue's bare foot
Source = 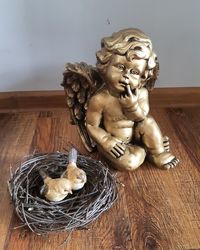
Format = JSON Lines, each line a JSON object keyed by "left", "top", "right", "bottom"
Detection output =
{"left": 163, "top": 136, "right": 170, "bottom": 152}
{"left": 149, "top": 152, "right": 179, "bottom": 169}
{"left": 163, "top": 157, "right": 179, "bottom": 169}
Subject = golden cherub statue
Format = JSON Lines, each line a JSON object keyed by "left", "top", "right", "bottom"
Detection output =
{"left": 62, "top": 28, "right": 179, "bottom": 171}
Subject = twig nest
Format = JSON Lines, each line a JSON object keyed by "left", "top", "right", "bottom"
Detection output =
{"left": 8, "top": 152, "right": 118, "bottom": 235}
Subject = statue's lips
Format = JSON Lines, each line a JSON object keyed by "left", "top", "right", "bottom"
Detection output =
{"left": 119, "top": 81, "right": 128, "bottom": 86}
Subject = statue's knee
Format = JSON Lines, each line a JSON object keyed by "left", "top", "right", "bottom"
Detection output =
{"left": 125, "top": 161, "right": 140, "bottom": 171}
{"left": 124, "top": 148, "right": 146, "bottom": 171}
{"left": 125, "top": 158, "right": 142, "bottom": 171}
{"left": 135, "top": 116, "right": 155, "bottom": 136}
{"left": 143, "top": 116, "right": 156, "bottom": 127}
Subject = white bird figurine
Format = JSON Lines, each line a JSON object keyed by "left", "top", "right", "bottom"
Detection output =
{"left": 61, "top": 148, "right": 87, "bottom": 190}
{"left": 40, "top": 170, "right": 72, "bottom": 202}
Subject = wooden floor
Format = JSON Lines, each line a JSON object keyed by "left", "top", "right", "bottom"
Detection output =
{"left": 0, "top": 107, "right": 199, "bottom": 250}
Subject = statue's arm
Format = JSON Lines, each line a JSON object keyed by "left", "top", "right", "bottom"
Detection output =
{"left": 86, "top": 96, "right": 109, "bottom": 146}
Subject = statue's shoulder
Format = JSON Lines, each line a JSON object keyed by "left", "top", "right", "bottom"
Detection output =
{"left": 90, "top": 87, "right": 109, "bottom": 102}
{"left": 139, "top": 87, "right": 149, "bottom": 98}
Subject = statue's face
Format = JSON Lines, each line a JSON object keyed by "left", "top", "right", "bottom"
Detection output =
{"left": 103, "top": 54, "right": 147, "bottom": 96}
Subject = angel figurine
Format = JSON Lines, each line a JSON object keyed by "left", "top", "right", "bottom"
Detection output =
{"left": 62, "top": 28, "right": 179, "bottom": 171}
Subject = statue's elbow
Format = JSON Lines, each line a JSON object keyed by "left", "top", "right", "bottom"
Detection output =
{"left": 86, "top": 123, "right": 95, "bottom": 136}
{"left": 86, "top": 122, "right": 92, "bottom": 130}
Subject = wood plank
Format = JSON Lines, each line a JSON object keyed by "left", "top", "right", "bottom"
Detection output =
{"left": 0, "top": 87, "right": 200, "bottom": 113}
{"left": 0, "top": 112, "right": 39, "bottom": 250}
{"left": 123, "top": 108, "right": 200, "bottom": 249}
{"left": 0, "top": 91, "right": 65, "bottom": 112}
{"left": 149, "top": 87, "right": 200, "bottom": 107}
{"left": 0, "top": 108, "right": 199, "bottom": 249}
{"left": 5, "top": 110, "right": 131, "bottom": 250}
{"left": 154, "top": 108, "right": 200, "bottom": 248}
{"left": 5, "top": 110, "right": 85, "bottom": 250}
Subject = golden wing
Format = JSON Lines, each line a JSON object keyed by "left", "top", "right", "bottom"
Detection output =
{"left": 61, "top": 62, "right": 103, "bottom": 152}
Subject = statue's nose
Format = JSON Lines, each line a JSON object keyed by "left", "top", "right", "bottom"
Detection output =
{"left": 123, "top": 73, "right": 129, "bottom": 80}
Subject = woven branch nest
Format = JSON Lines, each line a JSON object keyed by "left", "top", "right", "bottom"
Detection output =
{"left": 8, "top": 152, "right": 118, "bottom": 235}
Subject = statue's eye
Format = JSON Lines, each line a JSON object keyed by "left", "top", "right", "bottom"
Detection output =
{"left": 117, "top": 64, "right": 125, "bottom": 71}
{"left": 130, "top": 69, "right": 139, "bottom": 75}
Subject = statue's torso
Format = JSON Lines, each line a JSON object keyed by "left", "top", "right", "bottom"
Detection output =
{"left": 101, "top": 90, "right": 134, "bottom": 143}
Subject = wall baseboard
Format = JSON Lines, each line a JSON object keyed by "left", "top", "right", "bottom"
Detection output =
{"left": 0, "top": 87, "right": 199, "bottom": 112}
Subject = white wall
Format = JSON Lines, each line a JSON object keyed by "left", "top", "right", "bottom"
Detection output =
{"left": 0, "top": 0, "right": 200, "bottom": 91}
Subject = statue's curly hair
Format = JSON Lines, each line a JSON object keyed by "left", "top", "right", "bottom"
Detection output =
{"left": 96, "top": 28, "right": 159, "bottom": 90}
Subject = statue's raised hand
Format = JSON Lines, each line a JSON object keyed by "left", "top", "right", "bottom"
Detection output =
{"left": 119, "top": 85, "right": 139, "bottom": 109}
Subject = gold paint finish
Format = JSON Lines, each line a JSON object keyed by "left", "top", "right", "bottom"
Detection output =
{"left": 62, "top": 28, "right": 179, "bottom": 170}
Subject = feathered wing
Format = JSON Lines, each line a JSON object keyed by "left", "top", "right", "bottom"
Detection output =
{"left": 61, "top": 62, "right": 103, "bottom": 152}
